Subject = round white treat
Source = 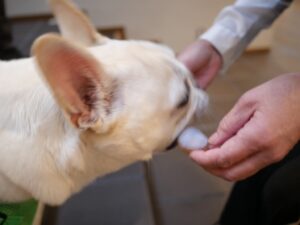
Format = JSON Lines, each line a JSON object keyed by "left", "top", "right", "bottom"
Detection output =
{"left": 178, "top": 127, "right": 208, "bottom": 150}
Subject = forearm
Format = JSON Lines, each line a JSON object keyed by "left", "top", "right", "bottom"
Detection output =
{"left": 201, "top": 0, "right": 293, "bottom": 72}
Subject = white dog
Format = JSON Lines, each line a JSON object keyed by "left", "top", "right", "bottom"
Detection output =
{"left": 0, "top": 0, "right": 207, "bottom": 205}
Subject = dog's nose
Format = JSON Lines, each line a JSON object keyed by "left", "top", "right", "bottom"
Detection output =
{"left": 166, "top": 138, "right": 178, "bottom": 150}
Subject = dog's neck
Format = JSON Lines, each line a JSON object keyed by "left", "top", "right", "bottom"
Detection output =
{"left": 0, "top": 58, "right": 142, "bottom": 204}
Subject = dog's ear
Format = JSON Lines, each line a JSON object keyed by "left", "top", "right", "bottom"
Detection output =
{"left": 49, "top": 0, "right": 107, "bottom": 46}
{"left": 33, "top": 34, "right": 114, "bottom": 130}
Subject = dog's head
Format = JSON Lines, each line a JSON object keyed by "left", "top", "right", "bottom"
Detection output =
{"left": 32, "top": 0, "right": 208, "bottom": 161}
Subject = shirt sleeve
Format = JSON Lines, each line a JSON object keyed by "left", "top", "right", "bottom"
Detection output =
{"left": 201, "top": 0, "right": 293, "bottom": 73}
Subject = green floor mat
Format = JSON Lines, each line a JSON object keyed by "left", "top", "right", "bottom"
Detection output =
{"left": 0, "top": 200, "right": 38, "bottom": 225}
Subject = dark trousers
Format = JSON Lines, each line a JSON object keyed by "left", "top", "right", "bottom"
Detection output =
{"left": 220, "top": 142, "right": 300, "bottom": 225}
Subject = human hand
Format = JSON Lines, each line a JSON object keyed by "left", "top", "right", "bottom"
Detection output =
{"left": 189, "top": 74, "right": 300, "bottom": 181}
{"left": 178, "top": 40, "right": 222, "bottom": 89}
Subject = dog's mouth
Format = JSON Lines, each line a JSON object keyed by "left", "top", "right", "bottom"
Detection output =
{"left": 166, "top": 137, "right": 178, "bottom": 151}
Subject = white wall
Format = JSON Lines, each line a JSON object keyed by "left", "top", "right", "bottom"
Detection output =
{"left": 5, "top": 0, "right": 235, "bottom": 52}
{"left": 5, "top": 0, "right": 271, "bottom": 52}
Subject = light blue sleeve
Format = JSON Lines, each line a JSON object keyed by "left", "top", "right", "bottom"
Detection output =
{"left": 201, "top": 0, "right": 293, "bottom": 73}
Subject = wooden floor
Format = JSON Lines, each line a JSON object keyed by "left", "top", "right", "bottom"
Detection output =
{"left": 51, "top": 2, "right": 300, "bottom": 225}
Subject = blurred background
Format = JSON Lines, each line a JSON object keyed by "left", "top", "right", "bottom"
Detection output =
{"left": 1, "top": 0, "right": 300, "bottom": 225}
{"left": 5, "top": 0, "right": 272, "bottom": 55}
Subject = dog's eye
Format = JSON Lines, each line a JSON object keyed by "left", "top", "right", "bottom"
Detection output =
{"left": 177, "top": 92, "right": 189, "bottom": 108}
{"left": 177, "top": 81, "right": 190, "bottom": 108}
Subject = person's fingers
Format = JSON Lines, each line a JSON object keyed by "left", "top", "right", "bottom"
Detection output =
{"left": 189, "top": 127, "right": 259, "bottom": 169}
{"left": 215, "top": 148, "right": 286, "bottom": 181}
{"left": 178, "top": 40, "right": 222, "bottom": 89}
{"left": 209, "top": 94, "right": 256, "bottom": 147}
{"left": 196, "top": 72, "right": 215, "bottom": 89}
{"left": 196, "top": 53, "right": 221, "bottom": 89}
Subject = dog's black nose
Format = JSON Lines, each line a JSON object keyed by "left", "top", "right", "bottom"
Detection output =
{"left": 166, "top": 138, "right": 178, "bottom": 150}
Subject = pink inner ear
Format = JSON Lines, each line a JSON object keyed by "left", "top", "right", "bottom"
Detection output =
{"left": 38, "top": 43, "right": 102, "bottom": 117}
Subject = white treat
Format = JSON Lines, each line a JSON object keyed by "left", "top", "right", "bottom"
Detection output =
{"left": 178, "top": 127, "right": 208, "bottom": 150}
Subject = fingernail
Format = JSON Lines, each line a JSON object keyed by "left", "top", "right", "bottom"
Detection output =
{"left": 178, "top": 127, "right": 208, "bottom": 150}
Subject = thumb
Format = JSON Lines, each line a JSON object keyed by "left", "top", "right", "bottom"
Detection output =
{"left": 209, "top": 95, "right": 256, "bottom": 147}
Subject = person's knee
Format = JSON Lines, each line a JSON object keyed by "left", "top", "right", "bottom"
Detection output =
{"left": 262, "top": 163, "right": 300, "bottom": 224}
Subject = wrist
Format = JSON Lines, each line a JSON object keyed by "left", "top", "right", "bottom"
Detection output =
{"left": 199, "top": 39, "right": 222, "bottom": 59}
